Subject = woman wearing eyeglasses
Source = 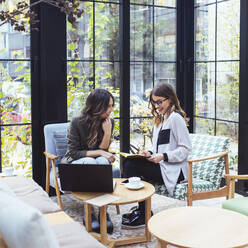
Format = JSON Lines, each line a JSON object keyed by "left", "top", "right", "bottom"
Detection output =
{"left": 122, "top": 82, "right": 192, "bottom": 229}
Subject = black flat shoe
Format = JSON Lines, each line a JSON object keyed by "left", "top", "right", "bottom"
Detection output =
{"left": 122, "top": 206, "right": 153, "bottom": 222}
{"left": 122, "top": 206, "right": 139, "bottom": 221}
{"left": 121, "top": 209, "right": 145, "bottom": 229}
{"left": 98, "top": 212, "right": 114, "bottom": 234}
{"left": 83, "top": 212, "right": 100, "bottom": 233}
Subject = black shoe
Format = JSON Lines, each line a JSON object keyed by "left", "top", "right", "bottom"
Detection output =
{"left": 122, "top": 206, "right": 139, "bottom": 221}
{"left": 121, "top": 209, "right": 145, "bottom": 229}
{"left": 83, "top": 212, "right": 100, "bottom": 233}
{"left": 98, "top": 212, "right": 114, "bottom": 234}
{"left": 122, "top": 206, "right": 153, "bottom": 222}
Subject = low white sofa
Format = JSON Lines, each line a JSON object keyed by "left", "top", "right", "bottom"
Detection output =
{"left": 0, "top": 176, "right": 105, "bottom": 248}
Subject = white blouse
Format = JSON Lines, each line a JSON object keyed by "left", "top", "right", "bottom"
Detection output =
{"left": 151, "top": 111, "right": 192, "bottom": 196}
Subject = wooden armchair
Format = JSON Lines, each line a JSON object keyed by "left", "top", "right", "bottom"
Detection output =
{"left": 222, "top": 174, "right": 248, "bottom": 216}
{"left": 43, "top": 122, "right": 120, "bottom": 211}
{"left": 44, "top": 122, "right": 70, "bottom": 209}
{"left": 154, "top": 134, "right": 230, "bottom": 206}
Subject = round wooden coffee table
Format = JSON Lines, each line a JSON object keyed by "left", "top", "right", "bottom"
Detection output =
{"left": 73, "top": 178, "right": 155, "bottom": 247}
{"left": 148, "top": 206, "right": 248, "bottom": 248}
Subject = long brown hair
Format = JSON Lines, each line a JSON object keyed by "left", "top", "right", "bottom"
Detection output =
{"left": 80, "top": 89, "right": 114, "bottom": 148}
{"left": 149, "top": 83, "right": 189, "bottom": 126}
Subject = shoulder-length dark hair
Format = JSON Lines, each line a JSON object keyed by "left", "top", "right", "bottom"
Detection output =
{"left": 80, "top": 88, "right": 114, "bottom": 148}
{"left": 149, "top": 83, "right": 189, "bottom": 126}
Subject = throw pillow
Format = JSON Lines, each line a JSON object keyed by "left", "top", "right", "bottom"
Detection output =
{"left": 0, "top": 191, "right": 59, "bottom": 248}
{"left": 53, "top": 131, "right": 68, "bottom": 163}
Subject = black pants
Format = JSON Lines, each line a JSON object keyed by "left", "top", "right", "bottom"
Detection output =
{"left": 122, "top": 158, "right": 164, "bottom": 184}
{"left": 122, "top": 158, "right": 184, "bottom": 213}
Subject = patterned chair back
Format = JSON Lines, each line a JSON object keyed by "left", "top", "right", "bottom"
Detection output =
{"left": 189, "top": 134, "right": 230, "bottom": 188}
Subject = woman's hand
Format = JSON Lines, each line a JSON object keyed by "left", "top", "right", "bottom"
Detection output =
{"left": 100, "top": 150, "right": 115, "bottom": 163}
{"left": 102, "top": 118, "right": 112, "bottom": 134}
{"left": 139, "top": 150, "right": 152, "bottom": 158}
{"left": 147, "top": 154, "right": 164, "bottom": 163}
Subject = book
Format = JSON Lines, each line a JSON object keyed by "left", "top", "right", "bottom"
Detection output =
{"left": 118, "top": 152, "right": 148, "bottom": 159}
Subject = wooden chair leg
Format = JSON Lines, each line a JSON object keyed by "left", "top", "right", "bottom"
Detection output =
{"left": 51, "top": 159, "right": 63, "bottom": 210}
{"left": 45, "top": 157, "right": 50, "bottom": 194}
{"left": 115, "top": 205, "right": 120, "bottom": 214}
{"left": 55, "top": 185, "right": 63, "bottom": 210}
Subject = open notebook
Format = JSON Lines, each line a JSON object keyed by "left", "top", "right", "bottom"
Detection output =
{"left": 118, "top": 152, "right": 148, "bottom": 159}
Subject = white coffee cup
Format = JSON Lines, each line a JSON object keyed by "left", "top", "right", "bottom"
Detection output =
{"left": 128, "top": 177, "right": 141, "bottom": 188}
{"left": 3, "top": 167, "right": 14, "bottom": 176}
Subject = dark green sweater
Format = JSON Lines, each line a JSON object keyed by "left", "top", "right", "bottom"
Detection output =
{"left": 61, "top": 116, "right": 114, "bottom": 163}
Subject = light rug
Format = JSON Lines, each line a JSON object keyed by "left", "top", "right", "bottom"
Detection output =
{"left": 51, "top": 194, "right": 186, "bottom": 247}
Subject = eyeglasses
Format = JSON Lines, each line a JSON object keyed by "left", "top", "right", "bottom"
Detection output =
{"left": 151, "top": 98, "right": 168, "bottom": 106}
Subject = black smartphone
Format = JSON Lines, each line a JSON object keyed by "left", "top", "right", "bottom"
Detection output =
{"left": 120, "top": 179, "right": 129, "bottom": 184}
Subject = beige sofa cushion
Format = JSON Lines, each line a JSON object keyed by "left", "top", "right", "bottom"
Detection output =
{"left": 0, "top": 180, "right": 15, "bottom": 196}
{"left": 52, "top": 222, "right": 106, "bottom": 248}
{"left": 2, "top": 176, "right": 60, "bottom": 214}
{"left": 0, "top": 191, "right": 59, "bottom": 248}
{"left": 45, "top": 212, "right": 106, "bottom": 248}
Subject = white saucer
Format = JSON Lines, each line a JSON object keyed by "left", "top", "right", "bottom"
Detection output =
{"left": 125, "top": 182, "right": 144, "bottom": 190}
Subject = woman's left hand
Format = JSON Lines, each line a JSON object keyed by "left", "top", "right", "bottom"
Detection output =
{"left": 102, "top": 118, "right": 112, "bottom": 134}
{"left": 147, "top": 154, "right": 164, "bottom": 163}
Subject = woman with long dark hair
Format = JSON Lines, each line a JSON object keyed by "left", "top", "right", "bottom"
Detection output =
{"left": 62, "top": 88, "right": 118, "bottom": 234}
{"left": 122, "top": 83, "right": 192, "bottom": 229}
{"left": 62, "top": 88, "right": 115, "bottom": 165}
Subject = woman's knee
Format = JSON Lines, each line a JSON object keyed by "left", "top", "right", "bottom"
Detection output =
{"left": 72, "top": 157, "right": 96, "bottom": 164}
{"left": 95, "top": 156, "right": 109, "bottom": 165}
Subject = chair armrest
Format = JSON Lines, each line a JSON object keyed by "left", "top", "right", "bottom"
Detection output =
{"left": 225, "top": 174, "right": 248, "bottom": 180}
{"left": 224, "top": 174, "right": 248, "bottom": 199}
{"left": 187, "top": 151, "right": 229, "bottom": 205}
{"left": 187, "top": 151, "right": 229, "bottom": 187}
{"left": 188, "top": 151, "right": 228, "bottom": 163}
{"left": 44, "top": 152, "right": 58, "bottom": 160}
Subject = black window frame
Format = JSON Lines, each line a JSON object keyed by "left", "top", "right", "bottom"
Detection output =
{"left": 4, "top": 0, "right": 243, "bottom": 195}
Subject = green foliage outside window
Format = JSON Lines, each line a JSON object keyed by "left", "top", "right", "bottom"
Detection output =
{"left": 0, "top": 54, "right": 32, "bottom": 177}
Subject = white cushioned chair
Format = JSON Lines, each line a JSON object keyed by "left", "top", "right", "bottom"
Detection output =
{"left": 44, "top": 123, "right": 120, "bottom": 209}
{"left": 154, "top": 133, "right": 230, "bottom": 206}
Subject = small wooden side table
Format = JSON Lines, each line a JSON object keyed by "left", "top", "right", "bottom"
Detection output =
{"left": 148, "top": 206, "right": 248, "bottom": 248}
{"left": 73, "top": 178, "right": 155, "bottom": 248}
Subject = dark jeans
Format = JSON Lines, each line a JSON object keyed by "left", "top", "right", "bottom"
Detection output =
{"left": 122, "top": 158, "right": 184, "bottom": 213}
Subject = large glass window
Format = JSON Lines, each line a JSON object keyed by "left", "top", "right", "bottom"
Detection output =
{"left": 66, "top": 0, "right": 120, "bottom": 163}
{"left": 0, "top": 0, "right": 32, "bottom": 176}
{"left": 130, "top": 0, "right": 176, "bottom": 151}
{"left": 194, "top": 0, "right": 240, "bottom": 171}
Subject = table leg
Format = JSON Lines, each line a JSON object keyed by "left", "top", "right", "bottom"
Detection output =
{"left": 84, "top": 203, "right": 92, "bottom": 232}
{"left": 156, "top": 240, "right": 168, "bottom": 248}
{"left": 145, "top": 197, "right": 151, "bottom": 242}
{"left": 160, "top": 240, "right": 169, "bottom": 248}
{"left": 99, "top": 205, "right": 108, "bottom": 245}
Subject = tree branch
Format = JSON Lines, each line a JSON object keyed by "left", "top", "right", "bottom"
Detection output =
{"left": 0, "top": 0, "right": 83, "bottom": 30}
